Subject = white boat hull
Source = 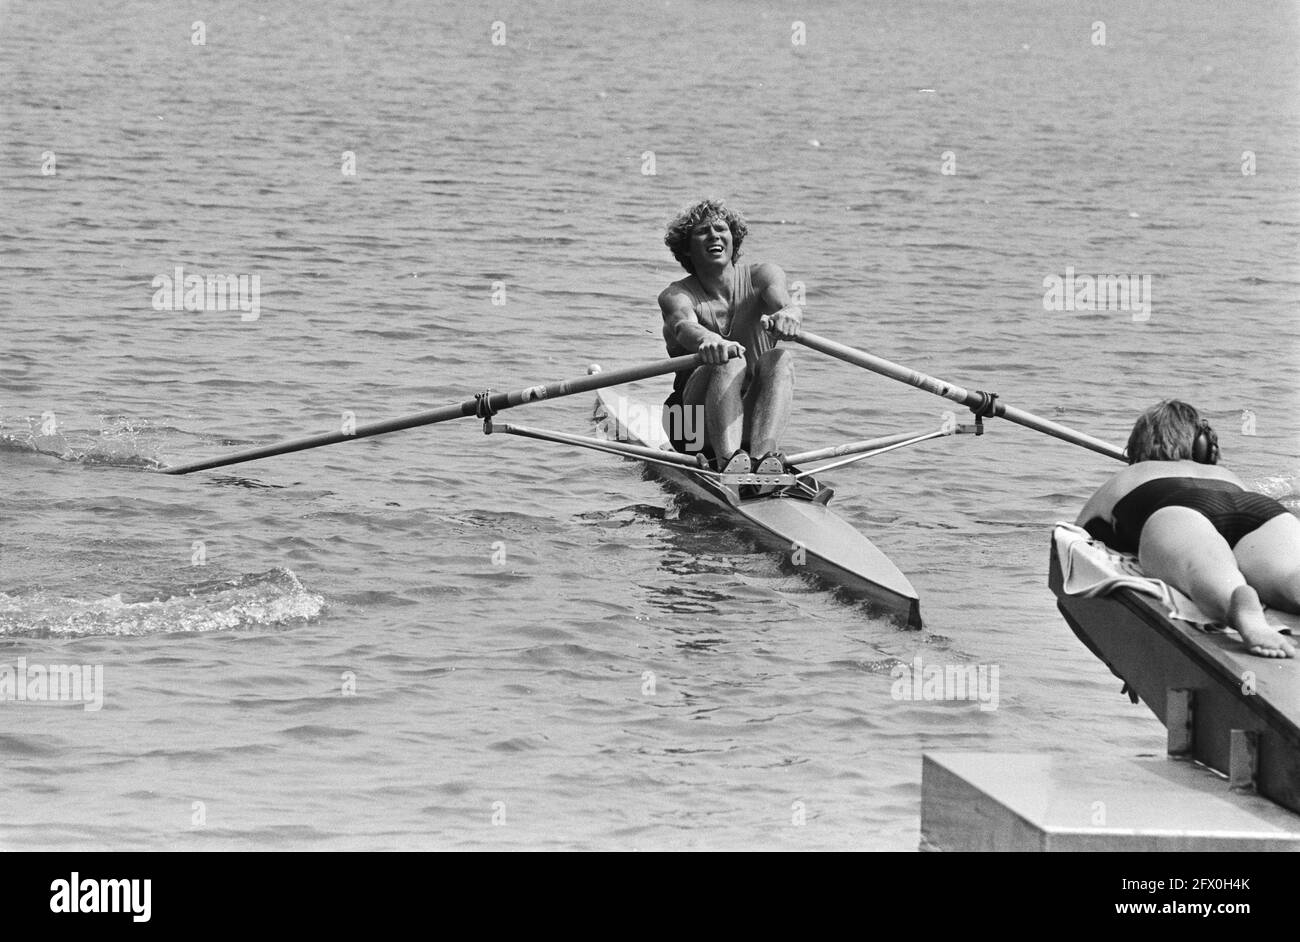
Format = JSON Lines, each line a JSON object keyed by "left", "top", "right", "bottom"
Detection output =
{"left": 594, "top": 389, "right": 921, "bottom": 626}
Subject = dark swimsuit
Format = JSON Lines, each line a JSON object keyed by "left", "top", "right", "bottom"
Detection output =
{"left": 1103, "top": 477, "right": 1288, "bottom": 554}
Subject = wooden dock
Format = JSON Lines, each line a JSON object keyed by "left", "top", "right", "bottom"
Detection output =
{"left": 921, "top": 752, "right": 1300, "bottom": 851}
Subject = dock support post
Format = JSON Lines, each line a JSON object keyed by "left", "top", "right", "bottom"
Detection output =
{"left": 1167, "top": 688, "right": 1193, "bottom": 755}
{"left": 1229, "top": 730, "right": 1259, "bottom": 792}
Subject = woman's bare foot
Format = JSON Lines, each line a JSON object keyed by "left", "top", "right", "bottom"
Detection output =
{"left": 1228, "top": 585, "right": 1297, "bottom": 658}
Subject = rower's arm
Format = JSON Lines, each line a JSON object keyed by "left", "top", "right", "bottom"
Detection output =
{"left": 752, "top": 262, "right": 802, "bottom": 338}
{"left": 659, "top": 285, "right": 718, "bottom": 352}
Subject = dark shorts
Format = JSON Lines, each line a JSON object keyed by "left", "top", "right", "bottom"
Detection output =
{"left": 664, "top": 378, "right": 714, "bottom": 462}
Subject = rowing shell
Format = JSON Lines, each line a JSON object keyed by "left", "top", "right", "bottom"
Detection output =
{"left": 594, "top": 389, "right": 922, "bottom": 627}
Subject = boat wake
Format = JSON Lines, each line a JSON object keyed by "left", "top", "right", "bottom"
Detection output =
{"left": 575, "top": 503, "right": 669, "bottom": 525}
{"left": 0, "top": 415, "right": 180, "bottom": 471}
{"left": 0, "top": 568, "right": 324, "bottom": 638}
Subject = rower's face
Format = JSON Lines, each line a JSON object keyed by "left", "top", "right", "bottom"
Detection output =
{"left": 689, "top": 218, "right": 732, "bottom": 268}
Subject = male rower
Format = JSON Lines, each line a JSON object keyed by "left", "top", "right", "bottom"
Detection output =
{"left": 658, "top": 199, "right": 802, "bottom": 476}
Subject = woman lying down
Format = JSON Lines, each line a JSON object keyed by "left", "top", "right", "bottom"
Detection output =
{"left": 1078, "top": 400, "right": 1298, "bottom": 659}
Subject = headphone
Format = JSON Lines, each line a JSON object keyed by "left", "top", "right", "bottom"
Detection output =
{"left": 1192, "top": 419, "right": 1219, "bottom": 464}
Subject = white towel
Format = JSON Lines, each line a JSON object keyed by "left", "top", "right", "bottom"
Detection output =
{"left": 1053, "top": 523, "right": 1218, "bottom": 626}
{"left": 1052, "top": 523, "right": 1298, "bottom": 635}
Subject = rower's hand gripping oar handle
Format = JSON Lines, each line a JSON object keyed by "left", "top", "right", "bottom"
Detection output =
{"left": 758, "top": 313, "right": 802, "bottom": 341}
{"left": 693, "top": 337, "right": 747, "bottom": 366}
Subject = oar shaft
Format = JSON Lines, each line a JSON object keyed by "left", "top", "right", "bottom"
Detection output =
{"left": 795, "top": 330, "right": 972, "bottom": 404}
{"left": 995, "top": 401, "right": 1125, "bottom": 462}
{"left": 163, "top": 353, "right": 703, "bottom": 475}
{"left": 794, "top": 329, "right": 1126, "bottom": 462}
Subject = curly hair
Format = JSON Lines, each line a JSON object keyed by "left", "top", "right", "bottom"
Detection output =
{"left": 1126, "top": 399, "right": 1217, "bottom": 464}
{"left": 664, "top": 199, "right": 748, "bottom": 275}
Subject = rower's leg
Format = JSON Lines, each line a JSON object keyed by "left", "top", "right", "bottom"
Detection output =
{"left": 1233, "top": 513, "right": 1300, "bottom": 613}
{"left": 743, "top": 347, "right": 795, "bottom": 458}
{"left": 683, "top": 359, "right": 746, "bottom": 460}
{"left": 1140, "top": 507, "right": 1295, "bottom": 658}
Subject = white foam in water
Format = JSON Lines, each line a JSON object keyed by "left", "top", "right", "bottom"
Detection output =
{"left": 0, "top": 568, "right": 325, "bottom": 637}
{"left": 1255, "top": 472, "right": 1300, "bottom": 505}
{"left": 0, "top": 415, "right": 173, "bottom": 469}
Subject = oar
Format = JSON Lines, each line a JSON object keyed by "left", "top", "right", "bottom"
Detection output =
{"left": 162, "top": 352, "right": 708, "bottom": 475}
{"left": 791, "top": 328, "right": 1126, "bottom": 462}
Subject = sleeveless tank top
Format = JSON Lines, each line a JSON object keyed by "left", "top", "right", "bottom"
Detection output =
{"left": 664, "top": 263, "right": 773, "bottom": 404}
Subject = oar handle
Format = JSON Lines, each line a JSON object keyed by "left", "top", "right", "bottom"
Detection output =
{"left": 793, "top": 329, "right": 1126, "bottom": 462}
{"left": 163, "top": 352, "right": 704, "bottom": 475}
